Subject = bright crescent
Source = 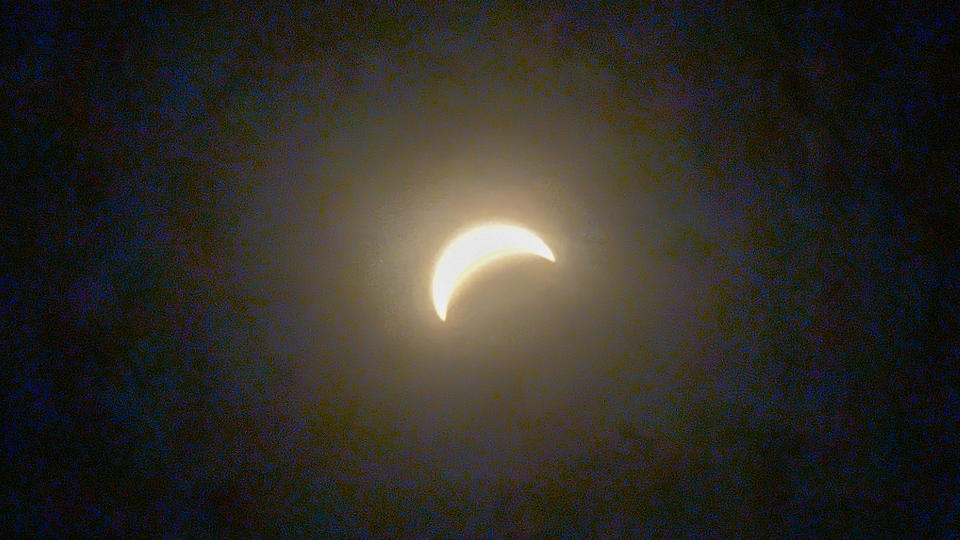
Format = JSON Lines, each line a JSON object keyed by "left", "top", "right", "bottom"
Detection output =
{"left": 432, "top": 224, "right": 555, "bottom": 321}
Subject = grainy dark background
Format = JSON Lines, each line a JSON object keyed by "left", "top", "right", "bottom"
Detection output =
{"left": 3, "top": 2, "right": 958, "bottom": 536}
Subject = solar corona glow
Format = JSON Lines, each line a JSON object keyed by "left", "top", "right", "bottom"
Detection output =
{"left": 431, "top": 224, "right": 556, "bottom": 321}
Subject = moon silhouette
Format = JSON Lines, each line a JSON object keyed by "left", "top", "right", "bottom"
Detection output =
{"left": 431, "top": 224, "right": 556, "bottom": 321}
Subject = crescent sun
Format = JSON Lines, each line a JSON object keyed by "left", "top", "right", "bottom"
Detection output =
{"left": 431, "top": 224, "right": 556, "bottom": 321}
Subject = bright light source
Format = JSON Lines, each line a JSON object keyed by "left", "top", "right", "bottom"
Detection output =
{"left": 432, "top": 224, "right": 555, "bottom": 321}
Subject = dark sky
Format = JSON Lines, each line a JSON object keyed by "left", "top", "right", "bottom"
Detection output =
{"left": 3, "top": 2, "right": 958, "bottom": 536}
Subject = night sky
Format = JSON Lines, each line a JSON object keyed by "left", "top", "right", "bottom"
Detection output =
{"left": 4, "top": 3, "right": 959, "bottom": 536}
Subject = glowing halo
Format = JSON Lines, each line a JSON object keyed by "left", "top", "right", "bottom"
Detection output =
{"left": 431, "top": 224, "right": 555, "bottom": 321}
